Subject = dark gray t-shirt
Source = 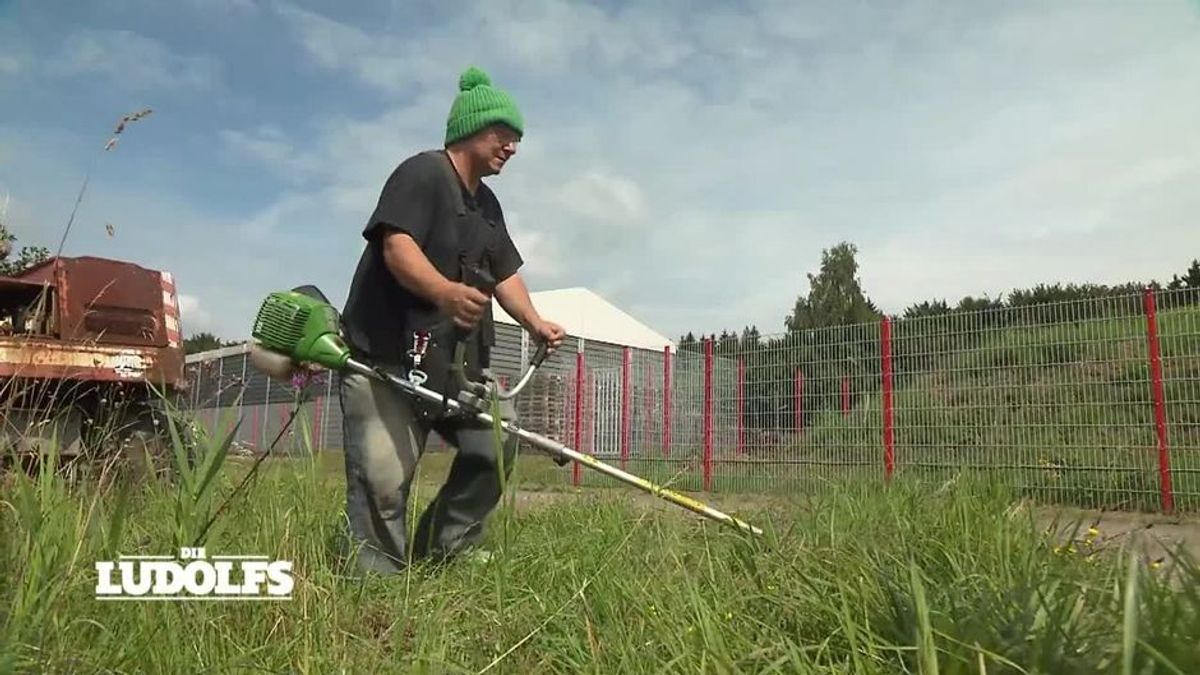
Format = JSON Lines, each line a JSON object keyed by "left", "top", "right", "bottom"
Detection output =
{"left": 341, "top": 150, "right": 524, "bottom": 368}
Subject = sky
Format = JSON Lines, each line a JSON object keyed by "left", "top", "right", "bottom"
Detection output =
{"left": 1, "top": 0, "right": 1198, "bottom": 344}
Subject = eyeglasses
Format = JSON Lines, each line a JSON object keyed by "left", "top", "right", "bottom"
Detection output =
{"left": 490, "top": 127, "right": 521, "bottom": 147}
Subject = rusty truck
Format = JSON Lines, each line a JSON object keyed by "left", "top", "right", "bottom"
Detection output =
{"left": 0, "top": 255, "right": 188, "bottom": 476}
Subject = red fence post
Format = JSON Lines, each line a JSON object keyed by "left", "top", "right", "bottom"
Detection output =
{"left": 573, "top": 351, "right": 584, "bottom": 486}
{"left": 621, "top": 347, "right": 631, "bottom": 470}
{"left": 1144, "top": 288, "right": 1174, "bottom": 513}
{"left": 881, "top": 316, "right": 895, "bottom": 482}
{"left": 663, "top": 346, "right": 672, "bottom": 458}
{"left": 736, "top": 358, "right": 745, "bottom": 457}
{"left": 703, "top": 338, "right": 713, "bottom": 491}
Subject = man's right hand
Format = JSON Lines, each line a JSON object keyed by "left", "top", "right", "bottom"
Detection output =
{"left": 382, "top": 233, "right": 491, "bottom": 329}
{"left": 436, "top": 281, "right": 490, "bottom": 329}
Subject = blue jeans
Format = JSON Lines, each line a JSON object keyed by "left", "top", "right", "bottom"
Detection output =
{"left": 337, "top": 371, "right": 517, "bottom": 574}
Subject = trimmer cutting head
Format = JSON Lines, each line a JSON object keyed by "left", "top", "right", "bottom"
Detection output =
{"left": 250, "top": 287, "right": 351, "bottom": 371}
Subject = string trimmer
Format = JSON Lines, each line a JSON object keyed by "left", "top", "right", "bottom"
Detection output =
{"left": 247, "top": 286, "right": 764, "bottom": 537}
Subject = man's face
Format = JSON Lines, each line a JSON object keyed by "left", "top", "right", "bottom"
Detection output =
{"left": 472, "top": 124, "right": 520, "bottom": 176}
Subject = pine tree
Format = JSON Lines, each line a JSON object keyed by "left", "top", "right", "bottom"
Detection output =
{"left": 784, "top": 242, "right": 880, "bottom": 332}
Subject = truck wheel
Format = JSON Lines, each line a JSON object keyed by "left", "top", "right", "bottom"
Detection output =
{"left": 96, "top": 401, "right": 180, "bottom": 488}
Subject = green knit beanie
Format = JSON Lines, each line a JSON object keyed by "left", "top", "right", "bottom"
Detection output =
{"left": 444, "top": 66, "right": 524, "bottom": 146}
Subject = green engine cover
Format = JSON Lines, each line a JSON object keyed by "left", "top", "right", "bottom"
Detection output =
{"left": 251, "top": 290, "right": 351, "bottom": 371}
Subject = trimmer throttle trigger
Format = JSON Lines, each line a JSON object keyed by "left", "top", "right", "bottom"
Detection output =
{"left": 462, "top": 264, "right": 497, "bottom": 295}
{"left": 453, "top": 264, "right": 498, "bottom": 344}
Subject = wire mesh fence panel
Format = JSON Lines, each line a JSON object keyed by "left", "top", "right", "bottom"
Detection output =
{"left": 888, "top": 294, "right": 1156, "bottom": 509}
{"left": 558, "top": 287, "right": 1200, "bottom": 507}
{"left": 178, "top": 347, "right": 334, "bottom": 457}
{"left": 588, "top": 367, "right": 620, "bottom": 460}
{"left": 176, "top": 286, "right": 1200, "bottom": 512}
{"left": 1153, "top": 288, "right": 1200, "bottom": 509}
{"left": 665, "top": 322, "right": 887, "bottom": 494}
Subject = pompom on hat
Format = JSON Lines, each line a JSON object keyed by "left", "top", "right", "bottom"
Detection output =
{"left": 444, "top": 65, "right": 524, "bottom": 145}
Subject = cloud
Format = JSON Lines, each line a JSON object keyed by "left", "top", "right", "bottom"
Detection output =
{"left": 555, "top": 170, "right": 646, "bottom": 223}
{"left": 45, "top": 29, "right": 221, "bottom": 92}
{"left": 192, "top": 0, "right": 259, "bottom": 11}
{"left": 229, "top": 0, "right": 1200, "bottom": 342}
{"left": 176, "top": 293, "right": 213, "bottom": 333}
{"left": 219, "top": 125, "right": 323, "bottom": 185}
{"left": 271, "top": 0, "right": 704, "bottom": 95}
{"left": 271, "top": 2, "right": 433, "bottom": 95}
{"left": 6, "top": 0, "right": 1200, "bottom": 347}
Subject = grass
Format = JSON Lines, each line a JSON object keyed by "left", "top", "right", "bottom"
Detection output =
{"left": 4, "top": 411, "right": 1200, "bottom": 674}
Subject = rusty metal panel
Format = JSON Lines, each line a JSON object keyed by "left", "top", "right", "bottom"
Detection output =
{"left": 9, "top": 256, "right": 169, "bottom": 347}
{"left": 0, "top": 336, "right": 184, "bottom": 388}
{"left": 60, "top": 257, "right": 166, "bottom": 346}
{"left": 0, "top": 276, "right": 50, "bottom": 293}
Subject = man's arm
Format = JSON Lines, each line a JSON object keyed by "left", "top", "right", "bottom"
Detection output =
{"left": 381, "top": 232, "right": 454, "bottom": 303}
{"left": 485, "top": 193, "right": 564, "bottom": 348}
{"left": 382, "top": 232, "right": 488, "bottom": 328}
{"left": 494, "top": 272, "right": 542, "bottom": 332}
{"left": 358, "top": 155, "right": 489, "bottom": 328}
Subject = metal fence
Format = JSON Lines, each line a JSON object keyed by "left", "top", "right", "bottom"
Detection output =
{"left": 183, "top": 286, "right": 1200, "bottom": 512}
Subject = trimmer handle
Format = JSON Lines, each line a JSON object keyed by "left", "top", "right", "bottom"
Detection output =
{"left": 462, "top": 264, "right": 497, "bottom": 295}
{"left": 453, "top": 264, "right": 498, "bottom": 343}
{"left": 530, "top": 339, "right": 551, "bottom": 367}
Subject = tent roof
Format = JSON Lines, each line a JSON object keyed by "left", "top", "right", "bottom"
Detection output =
{"left": 492, "top": 287, "right": 674, "bottom": 351}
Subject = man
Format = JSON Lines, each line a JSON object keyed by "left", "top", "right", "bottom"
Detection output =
{"left": 338, "top": 65, "right": 565, "bottom": 574}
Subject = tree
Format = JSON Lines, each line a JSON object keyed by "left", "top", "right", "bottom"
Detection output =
{"left": 184, "top": 332, "right": 241, "bottom": 355}
{"left": 785, "top": 241, "right": 881, "bottom": 332}
{"left": 739, "top": 325, "right": 761, "bottom": 352}
{"left": 0, "top": 220, "right": 50, "bottom": 277}
{"left": 1166, "top": 259, "right": 1200, "bottom": 307}
{"left": 678, "top": 331, "right": 698, "bottom": 352}
{"left": 717, "top": 329, "right": 738, "bottom": 355}
{"left": 1186, "top": 259, "right": 1200, "bottom": 288}
{"left": 903, "top": 299, "right": 951, "bottom": 319}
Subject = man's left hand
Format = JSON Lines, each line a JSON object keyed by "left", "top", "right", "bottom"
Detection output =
{"left": 533, "top": 319, "right": 566, "bottom": 354}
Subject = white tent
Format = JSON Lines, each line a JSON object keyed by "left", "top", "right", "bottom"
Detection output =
{"left": 491, "top": 287, "right": 674, "bottom": 352}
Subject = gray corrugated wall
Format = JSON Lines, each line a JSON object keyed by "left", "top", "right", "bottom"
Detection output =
{"left": 490, "top": 322, "right": 524, "bottom": 377}
{"left": 182, "top": 325, "right": 674, "bottom": 458}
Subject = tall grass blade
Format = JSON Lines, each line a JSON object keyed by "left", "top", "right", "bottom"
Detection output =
{"left": 910, "top": 559, "right": 939, "bottom": 675}
{"left": 192, "top": 416, "right": 240, "bottom": 506}
{"left": 1122, "top": 552, "right": 1139, "bottom": 675}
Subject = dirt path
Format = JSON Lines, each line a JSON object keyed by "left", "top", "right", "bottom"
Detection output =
{"left": 503, "top": 486, "right": 1200, "bottom": 569}
{"left": 1034, "top": 504, "right": 1200, "bottom": 565}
